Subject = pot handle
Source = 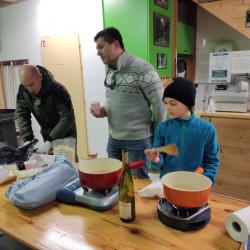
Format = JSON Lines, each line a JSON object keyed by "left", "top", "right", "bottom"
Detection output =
{"left": 128, "top": 160, "right": 144, "bottom": 169}
{"left": 195, "top": 166, "right": 204, "bottom": 174}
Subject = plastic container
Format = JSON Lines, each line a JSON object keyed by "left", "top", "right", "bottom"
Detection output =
{"left": 52, "top": 137, "right": 76, "bottom": 163}
{"left": 24, "top": 160, "right": 38, "bottom": 170}
{"left": 0, "top": 165, "right": 9, "bottom": 184}
{"left": 0, "top": 109, "right": 17, "bottom": 147}
{"left": 207, "top": 99, "right": 216, "bottom": 113}
{"left": 0, "top": 164, "right": 16, "bottom": 184}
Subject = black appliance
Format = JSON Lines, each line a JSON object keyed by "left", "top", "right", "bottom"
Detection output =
{"left": 157, "top": 198, "right": 211, "bottom": 231}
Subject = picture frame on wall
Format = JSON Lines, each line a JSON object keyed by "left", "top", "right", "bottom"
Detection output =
{"left": 155, "top": 0, "right": 168, "bottom": 9}
{"left": 246, "top": 10, "right": 250, "bottom": 27}
{"left": 157, "top": 53, "right": 167, "bottom": 69}
{"left": 154, "top": 12, "right": 170, "bottom": 47}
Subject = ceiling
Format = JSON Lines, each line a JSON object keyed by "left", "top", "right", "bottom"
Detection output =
{"left": 0, "top": 0, "right": 25, "bottom": 8}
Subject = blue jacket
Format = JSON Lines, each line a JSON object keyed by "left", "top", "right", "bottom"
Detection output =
{"left": 152, "top": 114, "right": 220, "bottom": 184}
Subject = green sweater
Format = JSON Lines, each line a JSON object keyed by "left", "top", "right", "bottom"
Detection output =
{"left": 105, "top": 51, "right": 165, "bottom": 140}
{"left": 16, "top": 66, "right": 77, "bottom": 142}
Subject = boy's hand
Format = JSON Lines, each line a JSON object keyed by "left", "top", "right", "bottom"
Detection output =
{"left": 144, "top": 148, "right": 160, "bottom": 163}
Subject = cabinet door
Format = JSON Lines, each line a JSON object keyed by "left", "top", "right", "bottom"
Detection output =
{"left": 210, "top": 117, "right": 250, "bottom": 201}
{"left": 177, "top": 22, "right": 194, "bottom": 55}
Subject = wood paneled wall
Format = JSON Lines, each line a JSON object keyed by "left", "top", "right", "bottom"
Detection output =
{"left": 201, "top": 114, "right": 250, "bottom": 201}
{"left": 192, "top": 0, "right": 250, "bottom": 39}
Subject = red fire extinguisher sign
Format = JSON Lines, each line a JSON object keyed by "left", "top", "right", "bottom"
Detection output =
{"left": 41, "top": 39, "right": 47, "bottom": 48}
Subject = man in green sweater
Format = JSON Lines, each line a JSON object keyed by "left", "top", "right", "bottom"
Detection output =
{"left": 16, "top": 64, "right": 77, "bottom": 154}
{"left": 91, "top": 27, "right": 165, "bottom": 178}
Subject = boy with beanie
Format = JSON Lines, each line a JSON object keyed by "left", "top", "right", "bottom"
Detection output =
{"left": 145, "top": 78, "right": 220, "bottom": 184}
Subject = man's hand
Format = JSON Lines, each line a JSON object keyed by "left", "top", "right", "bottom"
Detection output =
{"left": 90, "top": 106, "right": 107, "bottom": 118}
{"left": 37, "top": 141, "right": 52, "bottom": 154}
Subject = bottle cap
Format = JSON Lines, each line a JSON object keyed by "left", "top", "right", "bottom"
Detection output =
{"left": 88, "top": 152, "right": 98, "bottom": 158}
{"left": 128, "top": 160, "right": 144, "bottom": 169}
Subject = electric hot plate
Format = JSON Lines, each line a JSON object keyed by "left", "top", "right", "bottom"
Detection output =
{"left": 157, "top": 198, "right": 211, "bottom": 231}
{"left": 56, "top": 177, "right": 119, "bottom": 211}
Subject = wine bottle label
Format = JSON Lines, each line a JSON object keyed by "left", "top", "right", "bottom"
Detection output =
{"left": 119, "top": 201, "right": 132, "bottom": 219}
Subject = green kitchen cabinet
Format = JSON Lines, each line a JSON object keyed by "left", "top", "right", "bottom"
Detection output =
{"left": 177, "top": 21, "right": 194, "bottom": 55}
{"left": 102, "top": 0, "right": 174, "bottom": 77}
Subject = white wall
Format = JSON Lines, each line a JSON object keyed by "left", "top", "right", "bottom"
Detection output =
{"left": 0, "top": 0, "right": 109, "bottom": 157}
{"left": 195, "top": 7, "right": 250, "bottom": 111}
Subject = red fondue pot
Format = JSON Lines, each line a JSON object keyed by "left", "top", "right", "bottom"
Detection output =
{"left": 78, "top": 158, "right": 144, "bottom": 190}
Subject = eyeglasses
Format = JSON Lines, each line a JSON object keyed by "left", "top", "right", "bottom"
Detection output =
{"left": 104, "top": 70, "right": 117, "bottom": 89}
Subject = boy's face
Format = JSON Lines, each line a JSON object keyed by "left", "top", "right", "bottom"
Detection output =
{"left": 163, "top": 97, "right": 190, "bottom": 118}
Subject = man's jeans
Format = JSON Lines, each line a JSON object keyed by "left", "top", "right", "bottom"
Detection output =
{"left": 107, "top": 135, "right": 153, "bottom": 179}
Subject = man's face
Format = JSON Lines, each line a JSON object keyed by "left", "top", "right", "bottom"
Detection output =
{"left": 21, "top": 71, "right": 42, "bottom": 95}
{"left": 95, "top": 37, "right": 119, "bottom": 66}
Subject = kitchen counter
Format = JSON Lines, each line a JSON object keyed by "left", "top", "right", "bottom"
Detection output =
{"left": 196, "top": 111, "right": 250, "bottom": 119}
{"left": 0, "top": 179, "right": 249, "bottom": 250}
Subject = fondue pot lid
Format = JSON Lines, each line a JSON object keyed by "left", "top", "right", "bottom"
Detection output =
{"left": 157, "top": 198, "right": 211, "bottom": 231}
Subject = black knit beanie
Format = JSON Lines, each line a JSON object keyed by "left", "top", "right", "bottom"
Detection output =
{"left": 163, "top": 77, "right": 196, "bottom": 110}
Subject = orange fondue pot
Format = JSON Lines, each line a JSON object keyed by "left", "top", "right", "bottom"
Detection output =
{"left": 162, "top": 168, "right": 212, "bottom": 208}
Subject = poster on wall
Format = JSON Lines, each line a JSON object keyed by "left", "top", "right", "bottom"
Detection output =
{"left": 154, "top": 12, "right": 170, "bottom": 47}
{"left": 208, "top": 52, "right": 231, "bottom": 83}
{"left": 231, "top": 50, "right": 250, "bottom": 74}
{"left": 155, "top": 0, "right": 168, "bottom": 9}
{"left": 157, "top": 53, "right": 167, "bottom": 69}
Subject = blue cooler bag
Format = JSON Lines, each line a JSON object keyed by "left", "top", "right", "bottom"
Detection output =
{"left": 5, "top": 159, "right": 77, "bottom": 209}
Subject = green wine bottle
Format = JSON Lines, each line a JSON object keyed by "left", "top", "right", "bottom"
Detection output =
{"left": 119, "top": 150, "right": 135, "bottom": 223}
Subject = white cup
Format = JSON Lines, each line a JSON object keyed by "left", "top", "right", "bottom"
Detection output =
{"left": 91, "top": 101, "right": 101, "bottom": 115}
{"left": 0, "top": 165, "right": 9, "bottom": 184}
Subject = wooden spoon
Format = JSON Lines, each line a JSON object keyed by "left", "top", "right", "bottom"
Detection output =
{"left": 153, "top": 144, "right": 179, "bottom": 156}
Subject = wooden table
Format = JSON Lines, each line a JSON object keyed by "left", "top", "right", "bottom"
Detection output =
{"left": 0, "top": 179, "right": 249, "bottom": 250}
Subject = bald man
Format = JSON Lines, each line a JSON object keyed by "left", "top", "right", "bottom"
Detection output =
{"left": 16, "top": 64, "right": 77, "bottom": 154}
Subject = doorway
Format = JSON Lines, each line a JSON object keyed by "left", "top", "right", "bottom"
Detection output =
{"left": 41, "top": 34, "right": 88, "bottom": 159}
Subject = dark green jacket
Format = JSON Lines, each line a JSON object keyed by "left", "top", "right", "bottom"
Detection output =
{"left": 15, "top": 66, "right": 77, "bottom": 142}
